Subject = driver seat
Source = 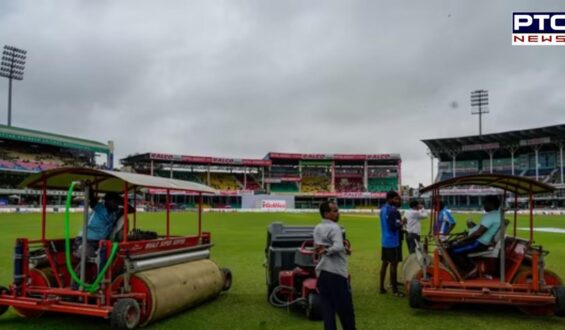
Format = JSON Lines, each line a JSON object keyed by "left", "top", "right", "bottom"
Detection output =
{"left": 468, "top": 219, "right": 509, "bottom": 259}
{"left": 468, "top": 239, "right": 502, "bottom": 258}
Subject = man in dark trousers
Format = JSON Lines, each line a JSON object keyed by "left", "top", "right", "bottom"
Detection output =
{"left": 314, "top": 201, "right": 356, "bottom": 330}
{"left": 379, "top": 190, "right": 405, "bottom": 297}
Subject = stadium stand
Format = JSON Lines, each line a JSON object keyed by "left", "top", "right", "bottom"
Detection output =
{"left": 0, "top": 147, "right": 78, "bottom": 172}
{"left": 423, "top": 123, "right": 565, "bottom": 208}
{"left": 122, "top": 153, "right": 272, "bottom": 208}
{"left": 121, "top": 152, "right": 402, "bottom": 209}
{"left": 0, "top": 126, "right": 111, "bottom": 175}
{"left": 0, "top": 125, "right": 112, "bottom": 206}
{"left": 266, "top": 152, "right": 401, "bottom": 208}
{"left": 0, "top": 126, "right": 111, "bottom": 174}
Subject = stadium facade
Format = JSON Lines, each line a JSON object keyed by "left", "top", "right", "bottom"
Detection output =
{"left": 120, "top": 152, "right": 402, "bottom": 209}
{"left": 422, "top": 123, "right": 565, "bottom": 208}
{"left": 4, "top": 122, "right": 563, "bottom": 210}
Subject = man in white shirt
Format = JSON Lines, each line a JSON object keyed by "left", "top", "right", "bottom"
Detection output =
{"left": 404, "top": 200, "right": 428, "bottom": 254}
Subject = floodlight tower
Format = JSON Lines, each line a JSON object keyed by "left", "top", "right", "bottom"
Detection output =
{"left": 1, "top": 45, "right": 27, "bottom": 126}
{"left": 470, "top": 89, "right": 489, "bottom": 136}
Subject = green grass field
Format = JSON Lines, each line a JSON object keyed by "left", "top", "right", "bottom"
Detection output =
{"left": 1, "top": 211, "right": 565, "bottom": 330}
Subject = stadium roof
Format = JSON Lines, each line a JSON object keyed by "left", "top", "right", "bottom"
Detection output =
{"left": 0, "top": 124, "right": 110, "bottom": 153}
{"left": 122, "top": 153, "right": 272, "bottom": 167}
{"left": 422, "top": 123, "right": 565, "bottom": 160}
{"left": 265, "top": 152, "right": 401, "bottom": 162}
{"left": 122, "top": 152, "right": 402, "bottom": 167}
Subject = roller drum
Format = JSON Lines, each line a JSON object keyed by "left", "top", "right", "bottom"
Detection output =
{"left": 118, "top": 259, "right": 227, "bottom": 326}
{"left": 402, "top": 254, "right": 423, "bottom": 284}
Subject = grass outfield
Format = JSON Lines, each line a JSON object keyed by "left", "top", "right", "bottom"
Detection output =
{"left": 0, "top": 211, "right": 564, "bottom": 329}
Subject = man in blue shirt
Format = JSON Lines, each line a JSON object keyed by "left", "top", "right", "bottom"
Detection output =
{"left": 447, "top": 195, "right": 502, "bottom": 277}
{"left": 434, "top": 201, "right": 456, "bottom": 239}
{"left": 73, "top": 191, "right": 123, "bottom": 259}
{"left": 379, "top": 191, "right": 405, "bottom": 296}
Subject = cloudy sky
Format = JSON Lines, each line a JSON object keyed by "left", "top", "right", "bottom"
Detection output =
{"left": 1, "top": 0, "right": 564, "bottom": 186}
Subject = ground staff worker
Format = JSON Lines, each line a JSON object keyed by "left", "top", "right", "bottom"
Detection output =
{"left": 379, "top": 190, "right": 405, "bottom": 297}
{"left": 314, "top": 201, "right": 356, "bottom": 330}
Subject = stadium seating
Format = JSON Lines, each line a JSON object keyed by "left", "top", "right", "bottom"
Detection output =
{"left": 490, "top": 169, "right": 514, "bottom": 175}
{"left": 155, "top": 171, "right": 207, "bottom": 183}
{"left": 209, "top": 173, "right": 239, "bottom": 191}
{"left": 523, "top": 168, "right": 554, "bottom": 177}
{"left": 0, "top": 159, "right": 60, "bottom": 172}
{"left": 155, "top": 171, "right": 263, "bottom": 191}
{"left": 15, "top": 161, "right": 41, "bottom": 171}
{"left": 0, "top": 144, "right": 90, "bottom": 174}
{"left": 271, "top": 182, "right": 299, "bottom": 193}
{"left": 176, "top": 172, "right": 204, "bottom": 182}
{"left": 335, "top": 168, "right": 364, "bottom": 177}
{"left": 456, "top": 171, "right": 479, "bottom": 176}
{"left": 336, "top": 177, "right": 364, "bottom": 192}
{"left": 5, "top": 147, "right": 83, "bottom": 166}
{"left": 368, "top": 168, "right": 395, "bottom": 178}
{"left": 302, "top": 176, "right": 330, "bottom": 193}
{"left": 436, "top": 167, "right": 560, "bottom": 184}
{"left": 368, "top": 177, "right": 398, "bottom": 192}
{"left": 233, "top": 174, "right": 261, "bottom": 191}
{"left": 244, "top": 180, "right": 261, "bottom": 190}
{"left": 0, "top": 160, "right": 15, "bottom": 170}
{"left": 270, "top": 166, "right": 300, "bottom": 178}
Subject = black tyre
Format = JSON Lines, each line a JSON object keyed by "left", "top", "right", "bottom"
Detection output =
{"left": 221, "top": 267, "right": 233, "bottom": 291}
{"left": 0, "top": 286, "right": 9, "bottom": 316}
{"left": 553, "top": 286, "right": 565, "bottom": 317}
{"left": 409, "top": 280, "right": 423, "bottom": 309}
{"left": 306, "top": 292, "right": 322, "bottom": 320}
{"left": 111, "top": 298, "right": 141, "bottom": 329}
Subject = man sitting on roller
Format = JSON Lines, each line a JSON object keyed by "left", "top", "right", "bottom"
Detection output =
{"left": 447, "top": 195, "right": 502, "bottom": 277}
{"left": 73, "top": 191, "right": 124, "bottom": 259}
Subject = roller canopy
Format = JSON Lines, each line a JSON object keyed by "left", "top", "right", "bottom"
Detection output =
{"left": 419, "top": 174, "right": 555, "bottom": 195}
{"left": 19, "top": 167, "right": 217, "bottom": 194}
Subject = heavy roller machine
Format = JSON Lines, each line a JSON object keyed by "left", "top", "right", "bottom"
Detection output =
{"left": 0, "top": 168, "right": 232, "bottom": 329}
{"left": 406, "top": 174, "right": 565, "bottom": 316}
